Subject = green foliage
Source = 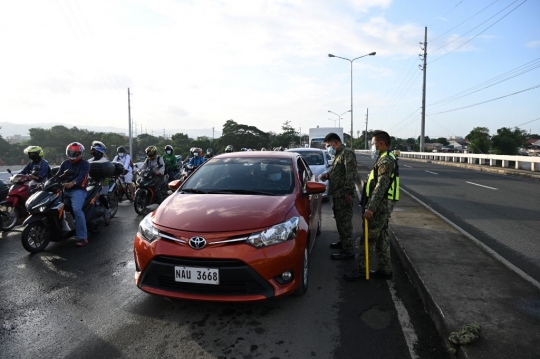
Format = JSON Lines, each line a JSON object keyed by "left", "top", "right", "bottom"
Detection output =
{"left": 465, "top": 127, "right": 491, "bottom": 154}
{"left": 490, "top": 127, "right": 527, "bottom": 155}
{"left": 218, "top": 119, "right": 271, "bottom": 151}
{"left": 433, "top": 137, "right": 450, "bottom": 146}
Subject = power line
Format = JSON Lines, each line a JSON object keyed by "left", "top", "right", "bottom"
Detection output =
{"left": 428, "top": 0, "right": 465, "bottom": 28}
{"left": 429, "top": 0, "right": 527, "bottom": 64}
{"left": 428, "top": 84, "right": 540, "bottom": 115}
{"left": 516, "top": 117, "right": 540, "bottom": 127}
{"left": 427, "top": 58, "right": 540, "bottom": 108}
{"left": 429, "top": 0, "right": 501, "bottom": 43}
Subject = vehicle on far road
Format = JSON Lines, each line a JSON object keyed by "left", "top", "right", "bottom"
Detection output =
{"left": 286, "top": 148, "right": 331, "bottom": 201}
{"left": 309, "top": 127, "right": 343, "bottom": 149}
{"left": 134, "top": 151, "right": 326, "bottom": 302}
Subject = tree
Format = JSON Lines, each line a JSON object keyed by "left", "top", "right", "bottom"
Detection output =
{"left": 218, "top": 119, "right": 270, "bottom": 151}
{"left": 465, "top": 127, "right": 491, "bottom": 154}
{"left": 273, "top": 120, "right": 298, "bottom": 148}
{"left": 433, "top": 137, "right": 450, "bottom": 146}
{"left": 490, "top": 127, "right": 527, "bottom": 155}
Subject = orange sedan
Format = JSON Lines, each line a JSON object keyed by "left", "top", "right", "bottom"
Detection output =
{"left": 134, "top": 151, "right": 326, "bottom": 302}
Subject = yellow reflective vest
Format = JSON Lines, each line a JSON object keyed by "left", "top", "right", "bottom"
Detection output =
{"left": 366, "top": 151, "right": 400, "bottom": 201}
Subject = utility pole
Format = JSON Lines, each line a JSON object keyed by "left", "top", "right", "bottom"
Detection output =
{"left": 212, "top": 127, "right": 215, "bottom": 144}
{"left": 419, "top": 27, "right": 428, "bottom": 152}
{"left": 128, "top": 88, "right": 133, "bottom": 160}
{"left": 365, "top": 108, "right": 369, "bottom": 150}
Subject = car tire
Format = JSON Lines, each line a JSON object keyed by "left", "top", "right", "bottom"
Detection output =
{"left": 294, "top": 246, "right": 309, "bottom": 296}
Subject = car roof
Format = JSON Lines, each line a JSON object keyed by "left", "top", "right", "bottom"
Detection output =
{"left": 214, "top": 151, "right": 299, "bottom": 160}
{"left": 286, "top": 148, "right": 325, "bottom": 153}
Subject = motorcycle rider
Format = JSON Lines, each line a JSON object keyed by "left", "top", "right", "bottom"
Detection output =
{"left": 55, "top": 142, "right": 90, "bottom": 247}
{"left": 182, "top": 147, "right": 195, "bottom": 165}
{"left": 204, "top": 148, "right": 214, "bottom": 160}
{"left": 188, "top": 148, "right": 205, "bottom": 167}
{"left": 88, "top": 141, "right": 111, "bottom": 224}
{"left": 140, "top": 145, "right": 166, "bottom": 203}
{"left": 163, "top": 145, "right": 179, "bottom": 182}
{"left": 112, "top": 146, "right": 135, "bottom": 202}
{"left": 19, "top": 145, "right": 51, "bottom": 193}
{"left": 225, "top": 145, "right": 234, "bottom": 153}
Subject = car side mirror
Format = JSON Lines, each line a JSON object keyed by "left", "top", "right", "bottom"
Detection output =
{"left": 327, "top": 160, "right": 333, "bottom": 166}
{"left": 304, "top": 181, "right": 326, "bottom": 195}
{"left": 168, "top": 180, "right": 181, "bottom": 191}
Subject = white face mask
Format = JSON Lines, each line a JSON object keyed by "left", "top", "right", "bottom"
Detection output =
{"left": 371, "top": 143, "right": 378, "bottom": 159}
{"left": 193, "top": 153, "right": 198, "bottom": 157}
{"left": 166, "top": 150, "right": 172, "bottom": 155}
{"left": 269, "top": 173, "right": 281, "bottom": 181}
{"left": 118, "top": 153, "right": 125, "bottom": 158}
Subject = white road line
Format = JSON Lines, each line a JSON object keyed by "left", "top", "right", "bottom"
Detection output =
{"left": 424, "top": 170, "right": 438, "bottom": 175}
{"left": 387, "top": 280, "right": 419, "bottom": 359}
{"left": 466, "top": 181, "right": 498, "bottom": 190}
{"left": 403, "top": 165, "right": 412, "bottom": 168}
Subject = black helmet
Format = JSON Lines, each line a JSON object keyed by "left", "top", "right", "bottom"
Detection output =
{"left": 145, "top": 145, "right": 158, "bottom": 159}
{"left": 207, "top": 148, "right": 213, "bottom": 155}
{"left": 117, "top": 146, "right": 126, "bottom": 153}
{"left": 165, "top": 145, "right": 173, "bottom": 152}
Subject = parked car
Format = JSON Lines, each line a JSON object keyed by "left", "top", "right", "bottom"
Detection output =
{"left": 286, "top": 148, "right": 331, "bottom": 201}
{"left": 134, "top": 151, "right": 326, "bottom": 302}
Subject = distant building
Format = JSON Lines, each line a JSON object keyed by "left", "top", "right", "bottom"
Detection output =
{"left": 425, "top": 143, "right": 443, "bottom": 152}
{"left": 6, "top": 134, "right": 30, "bottom": 144}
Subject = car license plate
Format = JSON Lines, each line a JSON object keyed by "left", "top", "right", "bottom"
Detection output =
{"left": 174, "top": 266, "right": 219, "bottom": 285}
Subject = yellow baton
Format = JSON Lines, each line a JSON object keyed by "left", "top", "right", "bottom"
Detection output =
{"left": 364, "top": 217, "right": 369, "bottom": 280}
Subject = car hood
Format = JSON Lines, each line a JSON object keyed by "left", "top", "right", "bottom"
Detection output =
{"left": 154, "top": 193, "right": 295, "bottom": 233}
{"left": 308, "top": 164, "right": 327, "bottom": 175}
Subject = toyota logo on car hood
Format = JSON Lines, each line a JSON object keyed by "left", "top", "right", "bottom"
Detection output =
{"left": 189, "top": 236, "right": 207, "bottom": 249}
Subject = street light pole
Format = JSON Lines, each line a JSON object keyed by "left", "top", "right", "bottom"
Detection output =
{"left": 328, "top": 110, "right": 351, "bottom": 128}
{"left": 328, "top": 52, "right": 376, "bottom": 150}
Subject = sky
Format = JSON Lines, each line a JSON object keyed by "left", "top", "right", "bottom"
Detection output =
{"left": 0, "top": 0, "right": 539, "bottom": 140}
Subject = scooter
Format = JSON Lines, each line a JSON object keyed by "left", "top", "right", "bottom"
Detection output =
{"left": 0, "top": 179, "right": 9, "bottom": 229}
{"left": 21, "top": 170, "right": 108, "bottom": 253}
{"left": 179, "top": 163, "right": 196, "bottom": 183}
{"left": 0, "top": 169, "right": 32, "bottom": 231}
{"left": 133, "top": 166, "right": 169, "bottom": 215}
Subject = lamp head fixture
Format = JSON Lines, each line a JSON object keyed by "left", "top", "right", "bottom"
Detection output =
{"left": 368, "top": 52, "right": 376, "bottom": 56}
{"left": 328, "top": 54, "right": 335, "bottom": 57}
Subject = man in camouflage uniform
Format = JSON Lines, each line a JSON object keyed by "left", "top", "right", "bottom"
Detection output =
{"left": 344, "top": 131, "right": 399, "bottom": 280}
{"left": 319, "top": 132, "right": 358, "bottom": 260}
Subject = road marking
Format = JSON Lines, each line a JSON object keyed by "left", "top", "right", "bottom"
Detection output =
{"left": 387, "top": 280, "right": 419, "bottom": 359}
{"left": 403, "top": 165, "right": 412, "bottom": 168}
{"left": 465, "top": 181, "right": 498, "bottom": 190}
{"left": 424, "top": 170, "right": 438, "bottom": 175}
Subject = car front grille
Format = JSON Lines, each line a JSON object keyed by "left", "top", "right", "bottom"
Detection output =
{"left": 139, "top": 256, "right": 274, "bottom": 298}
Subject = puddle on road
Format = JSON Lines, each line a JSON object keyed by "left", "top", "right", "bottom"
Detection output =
{"left": 360, "top": 304, "right": 392, "bottom": 329}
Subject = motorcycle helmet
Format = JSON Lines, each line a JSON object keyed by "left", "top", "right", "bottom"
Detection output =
{"left": 165, "top": 145, "right": 173, "bottom": 155}
{"left": 207, "top": 148, "right": 213, "bottom": 155}
{"left": 117, "top": 146, "right": 126, "bottom": 158}
{"left": 225, "top": 145, "right": 233, "bottom": 153}
{"left": 24, "top": 145, "right": 44, "bottom": 161}
{"left": 145, "top": 145, "right": 158, "bottom": 159}
{"left": 193, "top": 148, "right": 202, "bottom": 157}
{"left": 66, "top": 142, "right": 85, "bottom": 163}
{"left": 260, "top": 147, "right": 266, "bottom": 151}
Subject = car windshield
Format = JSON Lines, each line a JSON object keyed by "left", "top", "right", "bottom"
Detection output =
{"left": 182, "top": 157, "right": 295, "bottom": 195}
{"left": 291, "top": 151, "right": 324, "bottom": 166}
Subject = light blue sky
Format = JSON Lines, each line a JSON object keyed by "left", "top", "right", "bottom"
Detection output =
{"left": 0, "top": 0, "right": 538, "bottom": 139}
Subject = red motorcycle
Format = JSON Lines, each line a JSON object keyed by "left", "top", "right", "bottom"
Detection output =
{"left": 0, "top": 169, "right": 32, "bottom": 231}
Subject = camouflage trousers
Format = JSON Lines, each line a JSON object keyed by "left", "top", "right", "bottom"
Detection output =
{"left": 357, "top": 201, "right": 395, "bottom": 273}
{"left": 332, "top": 196, "right": 354, "bottom": 254}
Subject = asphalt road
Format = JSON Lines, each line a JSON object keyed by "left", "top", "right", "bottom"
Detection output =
{"left": 0, "top": 197, "right": 446, "bottom": 358}
{"left": 357, "top": 154, "right": 540, "bottom": 283}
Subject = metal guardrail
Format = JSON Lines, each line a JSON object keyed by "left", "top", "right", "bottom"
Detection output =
{"left": 355, "top": 150, "right": 540, "bottom": 172}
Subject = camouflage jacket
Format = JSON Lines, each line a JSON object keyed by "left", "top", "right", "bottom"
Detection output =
{"left": 328, "top": 146, "right": 357, "bottom": 198}
{"left": 366, "top": 153, "right": 396, "bottom": 213}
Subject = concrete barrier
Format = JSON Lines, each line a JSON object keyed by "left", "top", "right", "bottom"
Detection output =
{"left": 355, "top": 150, "right": 540, "bottom": 172}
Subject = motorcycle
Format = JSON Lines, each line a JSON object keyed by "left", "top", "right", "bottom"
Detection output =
{"left": 0, "top": 169, "right": 33, "bottom": 231}
{"left": 133, "top": 167, "right": 169, "bottom": 215}
{"left": 0, "top": 179, "right": 9, "bottom": 229}
{"left": 179, "top": 163, "right": 196, "bottom": 183}
{"left": 20, "top": 170, "right": 108, "bottom": 253}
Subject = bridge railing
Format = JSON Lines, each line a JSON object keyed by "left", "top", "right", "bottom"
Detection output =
{"left": 354, "top": 150, "right": 540, "bottom": 172}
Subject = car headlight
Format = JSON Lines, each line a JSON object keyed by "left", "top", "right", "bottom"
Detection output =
{"left": 138, "top": 213, "right": 159, "bottom": 242}
{"left": 247, "top": 217, "right": 299, "bottom": 248}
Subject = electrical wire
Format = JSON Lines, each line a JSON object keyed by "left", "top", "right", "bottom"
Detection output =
{"left": 428, "top": 0, "right": 465, "bottom": 28}
{"left": 429, "top": 0, "right": 500, "bottom": 43}
{"left": 427, "top": 58, "right": 540, "bottom": 108}
{"left": 429, "top": 0, "right": 527, "bottom": 64}
{"left": 427, "top": 84, "right": 540, "bottom": 115}
{"left": 516, "top": 118, "right": 540, "bottom": 127}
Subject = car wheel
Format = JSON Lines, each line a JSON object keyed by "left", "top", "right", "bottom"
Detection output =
{"left": 316, "top": 216, "right": 322, "bottom": 236}
{"left": 1, "top": 205, "right": 19, "bottom": 231}
{"left": 21, "top": 221, "right": 50, "bottom": 253}
{"left": 294, "top": 246, "right": 309, "bottom": 296}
